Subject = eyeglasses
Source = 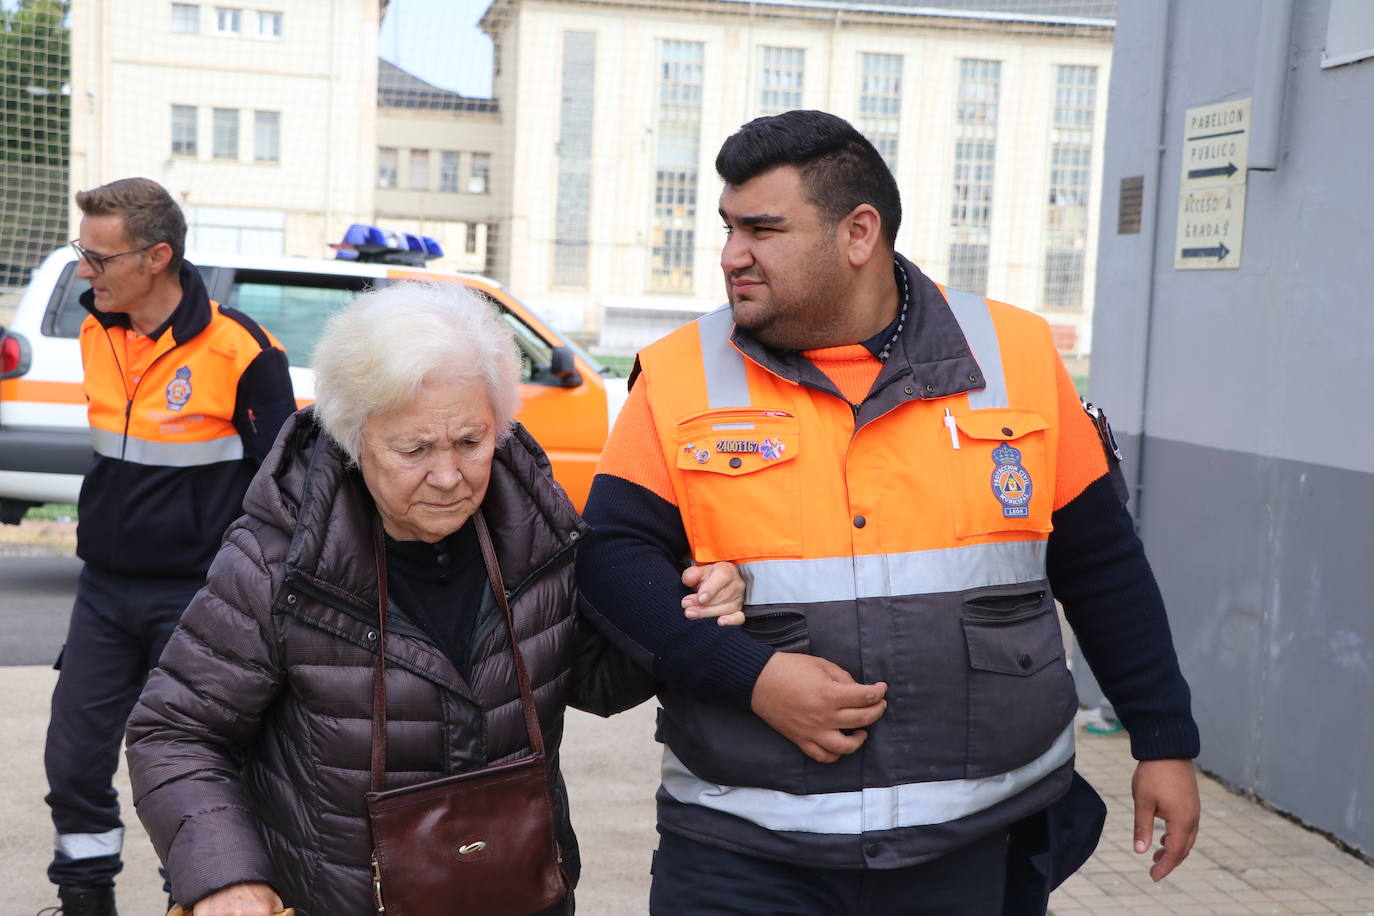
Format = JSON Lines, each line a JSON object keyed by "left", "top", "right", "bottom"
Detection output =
{"left": 70, "top": 239, "right": 157, "bottom": 274}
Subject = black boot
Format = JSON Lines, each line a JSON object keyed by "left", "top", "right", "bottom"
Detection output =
{"left": 53, "top": 885, "right": 117, "bottom": 916}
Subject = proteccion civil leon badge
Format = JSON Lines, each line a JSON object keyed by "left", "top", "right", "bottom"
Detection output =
{"left": 990, "top": 442, "right": 1032, "bottom": 518}
{"left": 165, "top": 366, "right": 193, "bottom": 412}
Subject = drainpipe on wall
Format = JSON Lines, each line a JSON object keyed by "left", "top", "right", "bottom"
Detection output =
{"left": 1249, "top": 0, "right": 1295, "bottom": 171}
{"left": 1128, "top": 0, "right": 1174, "bottom": 520}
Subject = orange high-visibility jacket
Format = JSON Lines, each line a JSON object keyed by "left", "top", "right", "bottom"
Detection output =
{"left": 76, "top": 264, "right": 294, "bottom": 577}
{"left": 627, "top": 267, "right": 1102, "bottom": 868}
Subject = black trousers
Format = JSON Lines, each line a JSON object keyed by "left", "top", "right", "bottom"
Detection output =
{"left": 44, "top": 565, "right": 200, "bottom": 887}
{"left": 649, "top": 828, "right": 1008, "bottom": 916}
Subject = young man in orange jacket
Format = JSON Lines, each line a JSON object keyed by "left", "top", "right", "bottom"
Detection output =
{"left": 576, "top": 110, "right": 1200, "bottom": 914}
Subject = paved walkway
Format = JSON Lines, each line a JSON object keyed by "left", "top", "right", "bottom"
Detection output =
{"left": 5, "top": 525, "right": 1372, "bottom": 913}
{"left": 1051, "top": 720, "right": 1374, "bottom": 915}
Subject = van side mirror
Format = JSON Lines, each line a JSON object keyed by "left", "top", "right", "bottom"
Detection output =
{"left": 550, "top": 345, "right": 583, "bottom": 389}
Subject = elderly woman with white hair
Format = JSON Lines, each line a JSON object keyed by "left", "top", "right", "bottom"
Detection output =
{"left": 124, "top": 281, "right": 746, "bottom": 916}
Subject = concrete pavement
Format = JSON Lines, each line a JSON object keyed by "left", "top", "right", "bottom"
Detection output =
{"left": 5, "top": 526, "right": 1373, "bottom": 914}
{"left": 9, "top": 669, "right": 1374, "bottom": 914}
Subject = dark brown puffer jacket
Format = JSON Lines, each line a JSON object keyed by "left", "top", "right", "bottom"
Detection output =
{"left": 126, "top": 409, "right": 654, "bottom": 913}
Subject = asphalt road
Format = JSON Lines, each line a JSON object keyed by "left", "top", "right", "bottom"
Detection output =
{"left": 0, "top": 549, "right": 81, "bottom": 666}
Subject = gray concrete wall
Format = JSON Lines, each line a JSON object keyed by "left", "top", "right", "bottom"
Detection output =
{"left": 1089, "top": 0, "right": 1374, "bottom": 855}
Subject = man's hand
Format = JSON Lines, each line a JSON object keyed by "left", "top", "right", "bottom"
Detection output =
{"left": 1131, "top": 758, "right": 1201, "bottom": 881}
{"left": 750, "top": 652, "right": 887, "bottom": 763}
{"left": 681, "top": 561, "right": 747, "bottom": 627}
{"left": 190, "top": 881, "right": 283, "bottom": 916}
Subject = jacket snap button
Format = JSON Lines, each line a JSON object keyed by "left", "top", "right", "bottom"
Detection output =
{"left": 729, "top": 457, "right": 742, "bottom": 469}
{"left": 1001, "top": 427, "right": 1014, "bottom": 436}
{"left": 285, "top": 593, "right": 297, "bottom": 605}
{"left": 865, "top": 843, "right": 880, "bottom": 858}
{"left": 853, "top": 515, "right": 867, "bottom": 529}
{"left": 925, "top": 384, "right": 936, "bottom": 393}
{"left": 367, "top": 630, "right": 378, "bottom": 642}
{"left": 568, "top": 530, "right": 580, "bottom": 541}
{"left": 1018, "top": 653, "right": 1033, "bottom": 669}
{"left": 904, "top": 385, "right": 914, "bottom": 395}
{"left": 969, "top": 374, "right": 979, "bottom": 383}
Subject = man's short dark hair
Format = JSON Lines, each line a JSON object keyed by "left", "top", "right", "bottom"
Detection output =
{"left": 75, "top": 177, "right": 187, "bottom": 270}
{"left": 715, "top": 109, "right": 902, "bottom": 248}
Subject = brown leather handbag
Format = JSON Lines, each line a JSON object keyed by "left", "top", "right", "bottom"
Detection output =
{"left": 364, "top": 511, "right": 570, "bottom": 916}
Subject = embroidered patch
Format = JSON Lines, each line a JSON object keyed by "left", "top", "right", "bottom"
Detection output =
{"left": 715, "top": 439, "right": 761, "bottom": 453}
{"left": 990, "top": 442, "right": 1032, "bottom": 518}
{"left": 165, "top": 366, "right": 192, "bottom": 412}
{"left": 759, "top": 437, "right": 785, "bottom": 461}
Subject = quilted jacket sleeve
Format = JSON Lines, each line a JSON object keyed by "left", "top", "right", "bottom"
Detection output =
{"left": 566, "top": 613, "right": 659, "bottom": 717}
{"left": 125, "top": 519, "right": 287, "bottom": 908}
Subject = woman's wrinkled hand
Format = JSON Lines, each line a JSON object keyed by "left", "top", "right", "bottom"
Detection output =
{"left": 190, "top": 882, "right": 283, "bottom": 916}
{"left": 681, "top": 561, "right": 747, "bottom": 627}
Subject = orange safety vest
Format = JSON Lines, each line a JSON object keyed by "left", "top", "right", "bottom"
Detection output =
{"left": 635, "top": 272, "right": 1080, "bottom": 868}
{"left": 77, "top": 285, "right": 286, "bottom": 577}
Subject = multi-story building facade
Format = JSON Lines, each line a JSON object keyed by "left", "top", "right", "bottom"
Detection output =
{"left": 69, "top": 0, "right": 378, "bottom": 258}
{"left": 374, "top": 59, "right": 502, "bottom": 275}
{"left": 480, "top": 0, "right": 1112, "bottom": 360}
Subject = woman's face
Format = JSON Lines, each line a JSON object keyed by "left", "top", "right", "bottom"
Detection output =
{"left": 358, "top": 369, "right": 498, "bottom": 543}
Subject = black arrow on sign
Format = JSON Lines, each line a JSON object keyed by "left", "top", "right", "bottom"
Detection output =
{"left": 1181, "top": 241, "right": 1231, "bottom": 261}
{"left": 1188, "top": 162, "right": 1238, "bottom": 180}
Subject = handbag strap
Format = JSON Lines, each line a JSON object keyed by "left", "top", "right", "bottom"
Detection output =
{"left": 368, "top": 509, "right": 546, "bottom": 795}
{"left": 473, "top": 509, "right": 546, "bottom": 760}
{"left": 370, "top": 519, "right": 389, "bottom": 794}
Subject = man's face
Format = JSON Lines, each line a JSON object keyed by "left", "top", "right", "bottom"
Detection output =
{"left": 718, "top": 165, "right": 851, "bottom": 350}
{"left": 74, "top": 213, "right": 158, "bottom": 317}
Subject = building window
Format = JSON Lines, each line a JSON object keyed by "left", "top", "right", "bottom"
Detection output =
{"left": 554, "top": 30, "right": 596, "bottom": 288}
{"left": 858, "top": 52, "right": 902, "bottom": 174}
{"left": 172, "top": 105, "right": 198, "bottom": 156}
{"left": 172, "top": 3, "right": 199, "bottom": 33}
{"left": 409, "top": 149, "right": 430, "bottom": 190}
{"left": 650, "top": 39, "right": 703, "bottom": 292}
{"left": 257, "top": 10, "right": 282, "bottom": 38}
{"left": 254, "top": 110, "right": 279, "bottom": 162}
{"left": 469, "top": 152, "right": 490, "bottom": 194}
{"left": 948, "top": 58, "right": 1000, "bottom": 295}
{"left": 440, "top": 151, "right": 460, "bottom": 192}
{"left": 466, "top": 222, "right": 479, "bottom": 255}
{"left": 377, "top": 147, "right": 398, "bottom": 188}
{"left": 1043, "top": 64, "right": 1097, "bottom": 311}
{"left": 213, "top": 108, "right": 239, "bottom": 159}
{"left": 215, "top": 7, "right": 241, "bottom": 34}
{"left": 759, "top": 46, "right": 804, "bottom": 116}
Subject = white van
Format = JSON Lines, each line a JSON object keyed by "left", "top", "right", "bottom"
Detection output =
{"left": 0, "top": 246, "right": 626, "bottom": 523}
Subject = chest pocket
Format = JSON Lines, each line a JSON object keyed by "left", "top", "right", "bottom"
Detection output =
{"left": 941, "top": 408, "right": 1052, "bottom": 539}
{"left": 673, "top": 408, "right": 802, "bottom": 562}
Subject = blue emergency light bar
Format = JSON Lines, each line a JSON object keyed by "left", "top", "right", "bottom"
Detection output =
{"left": 331, "top": 224, "right": 444, "bottom": 266}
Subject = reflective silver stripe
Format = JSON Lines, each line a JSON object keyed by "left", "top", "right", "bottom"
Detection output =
{"left": 943, "top": 287, "right": 1007, "bottom": 409}
{"left": 55, "top": 827, "right": 124, "bottom": 859}
{"left": 741, "top": 539, "right": 1047, "bottom": 606}
{"left": 661, "top": 723, "right": 1074, "bottom": 834}
{"left": 697, "top": 306, "right": 752, "bottom": 409}
{"left": 91, "top": 427, "right": 244, "bottom": 467}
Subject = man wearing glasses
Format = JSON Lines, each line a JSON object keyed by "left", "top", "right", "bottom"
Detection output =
{"left": 42, "top": 178, "right": 295, "bottom": 916}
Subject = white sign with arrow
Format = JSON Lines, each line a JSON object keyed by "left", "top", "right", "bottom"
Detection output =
{"left": 1175, "top": 98, "right": 1249, "bottom": 270}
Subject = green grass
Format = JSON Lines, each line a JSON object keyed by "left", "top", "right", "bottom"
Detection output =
{"left": 25, "top": 503, "right": 77, "bottom": 521}
{"left": 594, "top": 354, "right": 635, "bottom": 378}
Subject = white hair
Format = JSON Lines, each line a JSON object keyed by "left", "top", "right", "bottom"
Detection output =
{"left": 312, "top": 280, "right": 522, "bottom": 464}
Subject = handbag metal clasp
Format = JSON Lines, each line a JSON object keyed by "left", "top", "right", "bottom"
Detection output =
{"left": 458, "top": 840, "right": 488, "bottom": 856}
{"left": 371, "top": 850, "right": 386, "bottom": 912}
